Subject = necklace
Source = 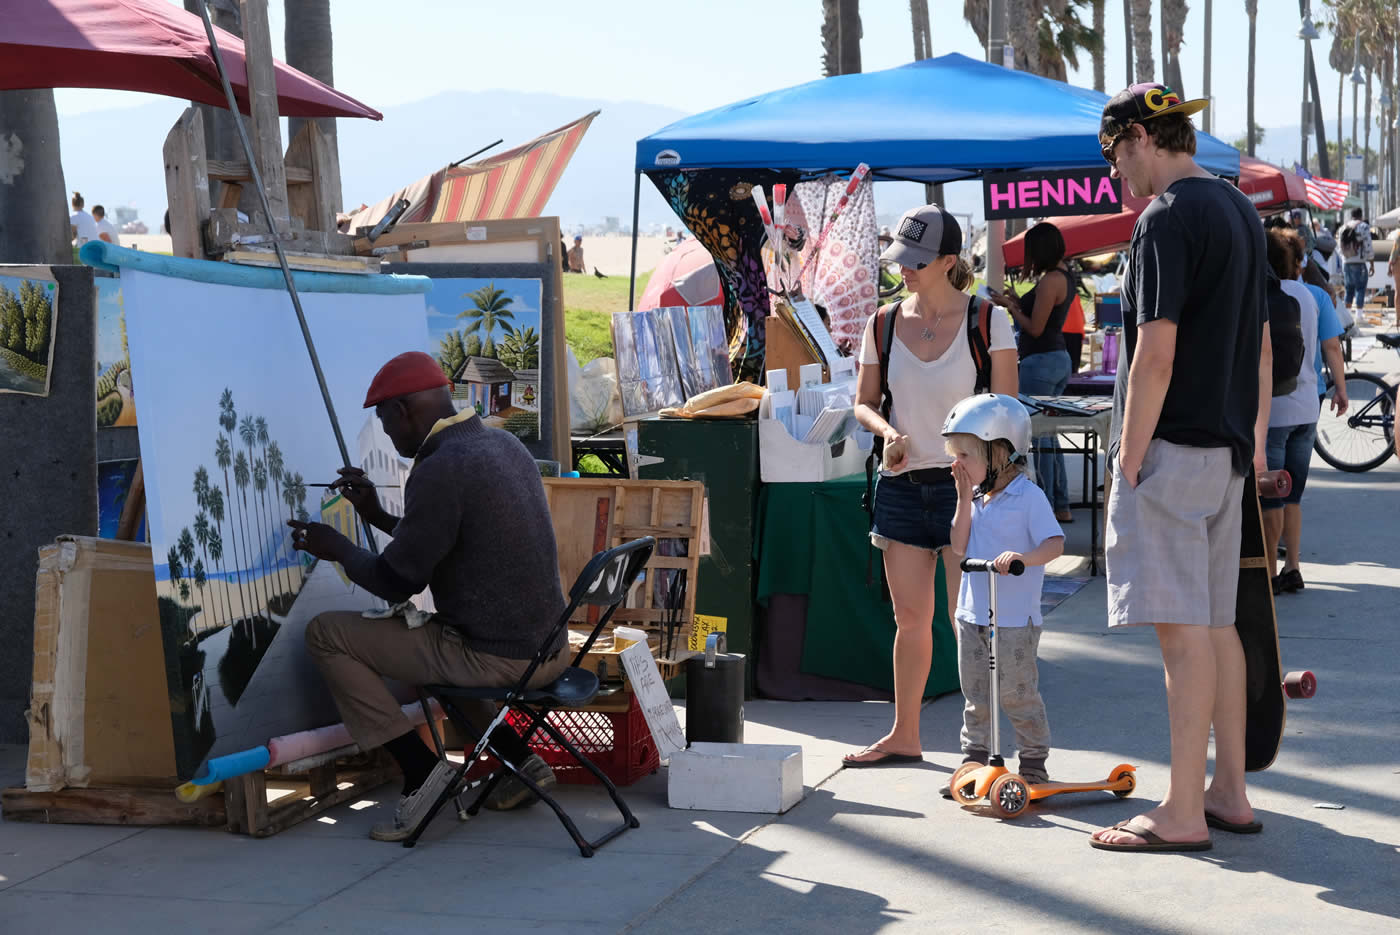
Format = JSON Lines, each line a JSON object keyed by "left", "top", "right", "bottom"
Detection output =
{"left": 919, "top": 306, "right": 949, "bottom": 341}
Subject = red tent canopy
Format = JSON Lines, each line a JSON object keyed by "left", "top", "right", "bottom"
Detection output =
{"left": 0, "top": 0, "right": 381, "bottom": 120}
{"left": 1004, "top": 156, "right": 1307, "bottom": 267}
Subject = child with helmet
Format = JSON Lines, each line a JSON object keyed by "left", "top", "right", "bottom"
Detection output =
{"left": 942, "top": 393, "right": 1065, "bottom": 784}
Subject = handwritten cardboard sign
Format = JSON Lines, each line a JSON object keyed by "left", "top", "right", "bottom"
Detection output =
{"left": 982, "top": 168, "right": 1123, "bottom": 220}
{"left": 620, "top": 643, "right": 686, "bottom": 757}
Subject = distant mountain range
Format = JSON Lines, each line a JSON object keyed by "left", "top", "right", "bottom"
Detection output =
{"left": 58, "top": 89, "right": 691, "bottom": 232}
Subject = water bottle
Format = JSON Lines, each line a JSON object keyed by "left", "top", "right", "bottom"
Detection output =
{"left": 1102, "top": 327, "right": 1120, "bottom": 376}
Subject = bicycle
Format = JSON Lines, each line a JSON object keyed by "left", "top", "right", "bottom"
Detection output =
{"left": 1313, "top": 333, "right": 1398, "bottom": 472}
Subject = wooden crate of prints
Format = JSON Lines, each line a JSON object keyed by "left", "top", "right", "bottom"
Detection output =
{"left": 542, "top": 478, "right": 703, "bottom": 681}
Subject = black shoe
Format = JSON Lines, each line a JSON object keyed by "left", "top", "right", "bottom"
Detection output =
{"left": 1271, "top": 575, "right": 1286, "bottom": 596}
{"left": 1281, "top": 569, "right": 1305, "bottom": 593}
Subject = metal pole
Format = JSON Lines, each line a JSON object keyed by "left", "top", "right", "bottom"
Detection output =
{"left": 985, "top": 0, "right": 1008, "bottom": 291}
{"left": 196, "top": 1, "right": 378, "bottom": 555}
{"left": 1123, "top": 0, "right": 1134, "bottom": 85}
{"left": 1302, "top": 51, "right": 1310, "bottom": 169}
{"left": 1202, "top": 0, "right": 1212, "bottom": 135}
{"left": 628, "top": 171, "right": 642, "bottom": 310}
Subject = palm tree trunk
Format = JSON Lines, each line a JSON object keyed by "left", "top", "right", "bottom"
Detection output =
{"left": 284, "top": 0, "right": 342, "bottom": 211}
{"left": 1123, "top": 0, "right": 1134, "bottom": 86}
{"left": 1131, "top": 0, "right": 1154, "bottom": 83}
{"left": 1093, "top": 0, "right": 1106, "bottom": 91}
{"left": 1162, "top": 0, "right": 1187, "bottom": 94}
{"left": 838, "top": 0, "right": 862, "bottom": 74}
{"left": 0, "top": 90, "right": 72, "bottom": 264}
{"left": 1008, "top": 0, "right": 1040, "bottom": 74}
{"left": 910, "top": 0, "right": 931, "bottom": 61}
{"left": 1247, "top": 9, "right": 1257, "bottom": 157}
{"left": 182, "top": 1, "right": 244, "bottom": 207}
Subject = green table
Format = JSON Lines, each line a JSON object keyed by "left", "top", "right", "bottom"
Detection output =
{"left": 754, "top": 473, "right": 959, "bottom": 698}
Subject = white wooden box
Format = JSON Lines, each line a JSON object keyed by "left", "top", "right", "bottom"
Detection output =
{"left": 667, "top": 743, "right": 804, "bottom": 813}
{"left": 758, "top": 394, "right": 870, "bottom": 483}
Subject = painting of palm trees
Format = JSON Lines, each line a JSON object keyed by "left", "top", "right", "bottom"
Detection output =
{"left": 457, "top": 283, "right": 516, "bottom": 359}
{"left": 0, "top": 273, "right": 58, "bottom": 397}
{"left": 121, "top": 270, "right": 430, "bottom": 779}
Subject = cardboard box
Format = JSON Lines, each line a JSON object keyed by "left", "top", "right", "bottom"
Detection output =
{"left": 25, "top": 537, "right": 177, "bottom": 791}
{"left": 668, "top": 742, "right": 804, "bottom": 813}
{"left": 758, "top": 393, "right": 870, "bottom": 483}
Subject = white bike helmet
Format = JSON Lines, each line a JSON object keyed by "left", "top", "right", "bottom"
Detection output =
{"left": 943, "top": 394, "right": 1033, "bottom": 494}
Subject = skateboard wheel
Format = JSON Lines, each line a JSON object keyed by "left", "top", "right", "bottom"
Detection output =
{"left": 1109, "top": 766, "right": 1136, "bottom": 798}
{"left": 949, "top": 762, "right": 985, "bottom": 805}
{"left": 988, "top": 774, "right": 1031, "bottom": 819}
{"left": 1284, "top": 670, "right": 1317, "bottom": 699}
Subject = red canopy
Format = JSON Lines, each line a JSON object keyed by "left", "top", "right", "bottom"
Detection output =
{"left": 1004, "top": 156, "right": 1307, "bottom": 267}
{"left": 0, "top": 0, "right": 381, "bottom": 120}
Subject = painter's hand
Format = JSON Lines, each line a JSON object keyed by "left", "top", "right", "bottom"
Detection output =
{"left": 992, "top": 551, "right": 1025, "bottom": 575}
{"left": 288, "top": 519, "right": 350, "bottom": 563}
{"left": 330, "top": 467, "right": 381, "bottom": 518}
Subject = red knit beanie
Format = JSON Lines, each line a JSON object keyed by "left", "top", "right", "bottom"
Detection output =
{"left": 363, "top": 351, "right": 452, "bottom": 408}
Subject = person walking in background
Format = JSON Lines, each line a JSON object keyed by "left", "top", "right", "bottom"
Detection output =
{"left": 1339, "top": 207, "right": 1374, "bottom": 312}
{"left": 988, "top": 222, "right": 1077, "bottom": 523}
{"left": 567, "top": 235, "right": 585, "bottom": 273}
{"left": 844, "top": 204, "right": 1018, "bottom": 769}
{"left": 92, "top": 205, "right": 121, "bottom": 246}
{"left": 70, "top": 192, "right": 98, "bottom": 246}
{"left": 1090, "top": 83, "right": 1270, "bottom": 853}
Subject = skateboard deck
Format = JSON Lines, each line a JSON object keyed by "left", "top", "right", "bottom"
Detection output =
{"left": 1237, "top": 480, "right": 1314, "bottom": 771}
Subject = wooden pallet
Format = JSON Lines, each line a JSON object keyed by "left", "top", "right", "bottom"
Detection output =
{"left": 2, "top": 784, "right": 225, "bottom": 827}
{"left": 543, "top": 478, "right": 704, "bottom": 680}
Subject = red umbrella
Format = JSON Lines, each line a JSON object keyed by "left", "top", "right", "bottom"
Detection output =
{"left": 0, "top": 0, "right": 381, "bottom": 120}
{"left": 1005, "top": 156, "right": 1308, "bottom": 267}
{"left": 637, "top": 238, "right": 723, "bottom": 310}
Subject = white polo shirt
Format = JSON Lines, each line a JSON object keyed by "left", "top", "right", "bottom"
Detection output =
{"left": 955, "top": 474, "right": 1064, "bottom": 629}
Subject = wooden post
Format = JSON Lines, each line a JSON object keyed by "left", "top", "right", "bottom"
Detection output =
{"left": 115, "top": 460, "right": 145, "bottom": 542}
{"left": 162, "top": 107, "right": 212, "bottom": 259}
{"left": 238, "top": 0, "right": 290, "bottom": 235}
{"left": 284, "top": 122, "right": 338, "bottom": 236}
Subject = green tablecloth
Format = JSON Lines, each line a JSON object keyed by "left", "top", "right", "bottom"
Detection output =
{"left": 754, "top": 473, "right": 959, "bottom": 698}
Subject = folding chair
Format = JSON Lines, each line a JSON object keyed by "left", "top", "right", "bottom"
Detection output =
{"left": 405, "top": 536, "right": 656, "bottom": 855}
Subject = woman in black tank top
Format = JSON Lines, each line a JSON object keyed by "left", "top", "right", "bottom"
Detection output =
{"left": 988, "top": 222, "right": 1076, "bottom": 521}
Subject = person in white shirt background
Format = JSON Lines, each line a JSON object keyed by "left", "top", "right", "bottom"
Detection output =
{"left": 69, "top": 191, "right": 98, "bottom": 246}
{"left": 91, "top": 205, "right": 121, "bottom": 246}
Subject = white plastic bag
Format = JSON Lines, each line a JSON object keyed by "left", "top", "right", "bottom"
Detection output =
{"left": 569, "top": 349, "right": 623, "bottom": 434}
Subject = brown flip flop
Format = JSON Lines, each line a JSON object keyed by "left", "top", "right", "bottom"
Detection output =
{"left": 1205, "top": 810, "right": 1263, "bottom": 834}
{"left": 841, "top": 746, "right": 924, "bottom": 769}
{"left": 1089, "top": 820, "right": 1212, "bottom": 853}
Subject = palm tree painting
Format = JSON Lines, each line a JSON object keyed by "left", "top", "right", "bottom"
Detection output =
{"left": 457, "top": 284, "right": 516, "bottom": 359}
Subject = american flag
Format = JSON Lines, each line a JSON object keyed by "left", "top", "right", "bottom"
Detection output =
{"left": 1294, "top": 164, "right": 1349, "bottom": 210}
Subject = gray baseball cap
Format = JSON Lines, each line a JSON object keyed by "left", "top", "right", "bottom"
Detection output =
{"left": 880, "top": 204, "right": 963, "bottom": 268}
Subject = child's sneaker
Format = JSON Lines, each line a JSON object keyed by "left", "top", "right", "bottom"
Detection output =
{"left": 1018, "top": 757, "right": 1049, "bottom": 785}
{"left": 941, "top": 751, "right": 990, "bottom": 799}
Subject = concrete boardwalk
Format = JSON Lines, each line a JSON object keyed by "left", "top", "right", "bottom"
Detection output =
{"left": 2, "top": 342, "right": 1397, "bottom": 934}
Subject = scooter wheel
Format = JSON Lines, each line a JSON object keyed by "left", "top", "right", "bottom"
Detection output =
{"left": 989, "top": 774, "right": 1031, "bottom": 819}
{"left": 948, "top": 762, "right": 984, "bottom": 805}
{"left": 1283, "top": 670, "right": 1317, "bottom": 700}
{"left": 1110, "top": 766, "right": 1136, "bottom": 798}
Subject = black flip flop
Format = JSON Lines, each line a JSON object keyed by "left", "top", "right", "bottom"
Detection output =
{"left": 1089, "top": 820, "right": 1213, "bottom": 853}
{"left": 1205, "top": 810, "right": 1263, "bottom": 834}
{"left": 841, "top": 748, "right": 923, "bottom": 769}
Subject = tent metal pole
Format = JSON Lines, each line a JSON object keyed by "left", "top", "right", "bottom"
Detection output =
{"left": 196, "top": 0, "right": 378, "bottom": 555}
{"left": 628, "top": 171, "right": 642, "bottom": 310}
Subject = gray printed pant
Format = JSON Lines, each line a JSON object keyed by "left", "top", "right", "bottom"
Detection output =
{"left": 957, "top": 618, "right": 1051, "bottom": 762}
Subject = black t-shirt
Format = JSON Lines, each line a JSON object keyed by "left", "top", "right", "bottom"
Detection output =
{"left": 1016, "top": 267, "right": 1073, "bottom": 358}
{"left": 1109, "top": 177, "right": 1267, "bottom": 475}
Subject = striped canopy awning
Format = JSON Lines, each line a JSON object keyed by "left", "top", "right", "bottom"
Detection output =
{"left": 348, "top": 111, "right": 598, "bottom": 231}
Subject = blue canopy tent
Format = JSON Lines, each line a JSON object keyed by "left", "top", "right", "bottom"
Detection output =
{"left": 631, "top": 53, "right": 1240, "bottom": 379}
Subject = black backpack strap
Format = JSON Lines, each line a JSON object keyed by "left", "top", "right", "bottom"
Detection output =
{"left": 966, "top": 294, "right": 993, "bottom": 394}
{"left": 864, "top": 302, "right": 899, "bottom": 591}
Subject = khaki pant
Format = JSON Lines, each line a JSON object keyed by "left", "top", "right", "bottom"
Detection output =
{"left": 957, "top": 618, "right": 1051, "bottom": 762}
{"left": 305, "top": 611, "right": 569, "bottom": 751}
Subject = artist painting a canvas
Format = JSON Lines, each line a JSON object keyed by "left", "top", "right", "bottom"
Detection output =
{"left": 121, "top": 267, "right": 431, "bottom": 779}
{"left": 423, "top": 277, "right": 542, "bottom": 442}
{"left": 0, "top": 268, "right": 59, "bottom": 397}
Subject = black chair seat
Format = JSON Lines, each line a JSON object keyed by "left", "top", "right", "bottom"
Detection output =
{"left": 1377, "top": 333, "right": 1400, "bottom": 349}
{"left": 425, "top": 667, "right": 599, "bottom": 708}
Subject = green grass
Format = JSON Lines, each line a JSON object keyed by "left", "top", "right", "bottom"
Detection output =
{"left": 562, "top": 271, "right": 650, "bottom": 365}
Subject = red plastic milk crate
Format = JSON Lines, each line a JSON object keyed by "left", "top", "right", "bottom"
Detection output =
{"left": 507, "top": 696, "right": 659, "bottom": 786}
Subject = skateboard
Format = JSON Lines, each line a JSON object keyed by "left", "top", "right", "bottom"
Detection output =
{"left": 1238, "top": 475, "right": 1317, "bottom": 772}
{"left": 948, "top": 558, "right": 1138, "bottom": 819}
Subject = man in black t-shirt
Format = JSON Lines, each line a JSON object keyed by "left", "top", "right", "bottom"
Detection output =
{"left": 1090, "top": 84, "right": 1273, "bottom": 854}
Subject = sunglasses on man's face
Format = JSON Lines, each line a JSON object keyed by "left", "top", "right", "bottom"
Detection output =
{"left": 1101, "top": 124, "right": 1138, "bottom": 166}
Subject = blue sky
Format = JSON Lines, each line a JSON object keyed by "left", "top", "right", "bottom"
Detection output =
{"left": 120, "top": 271, "right": 429, "bottom": 577}
{"left": 424, "top": 277, "right": 542, "bottom": 350}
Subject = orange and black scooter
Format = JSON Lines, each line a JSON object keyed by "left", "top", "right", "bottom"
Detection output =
{"left": 948, "top": 558, "right": 1137, "bottom": 819}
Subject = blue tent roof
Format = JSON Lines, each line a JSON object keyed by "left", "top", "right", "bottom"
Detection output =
{"left": 636, "top": 53, "right": 1240, "bottom": 181}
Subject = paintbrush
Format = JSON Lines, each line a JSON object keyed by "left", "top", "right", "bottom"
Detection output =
{"left": 308, "top": 482, "right": 402, "bottom": 488}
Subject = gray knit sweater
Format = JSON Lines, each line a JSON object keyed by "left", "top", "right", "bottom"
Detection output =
{"left": 341, "top": 414, "right": 566, "bottom": 660}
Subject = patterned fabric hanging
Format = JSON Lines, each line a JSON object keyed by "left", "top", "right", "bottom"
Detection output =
{"left": 648, "top": 168, "right": 795, "bottom": 383}
{"left": 786, "top": 174, "right": 879, "bottom": 355}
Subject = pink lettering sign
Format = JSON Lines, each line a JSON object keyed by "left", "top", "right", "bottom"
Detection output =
{"left": 989, "top": 184, "right": 1016, "bottom": 211}
{"left": 1017, "top": 180, "right": 1039, "bottom": 209}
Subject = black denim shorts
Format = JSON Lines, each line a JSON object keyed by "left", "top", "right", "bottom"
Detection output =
{"left": 870, "top": 469, "right": 957, "bottom": 552}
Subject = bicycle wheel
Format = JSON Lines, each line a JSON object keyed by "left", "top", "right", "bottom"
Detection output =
{"left": 1314, "top": 372, "right": 1396, "bottom": 472}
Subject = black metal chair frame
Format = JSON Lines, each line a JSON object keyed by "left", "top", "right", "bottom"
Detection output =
{"left": 403, "top": 536, "right": 656, "bottom": 855}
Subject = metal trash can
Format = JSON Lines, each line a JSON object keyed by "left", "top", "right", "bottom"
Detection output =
{"left": 685, "top": 633, "right": 745, "bottom": 744}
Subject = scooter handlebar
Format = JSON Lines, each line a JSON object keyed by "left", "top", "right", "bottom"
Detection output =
{"left": 960, "top": 558, "right": 1025, "bottom": 576}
